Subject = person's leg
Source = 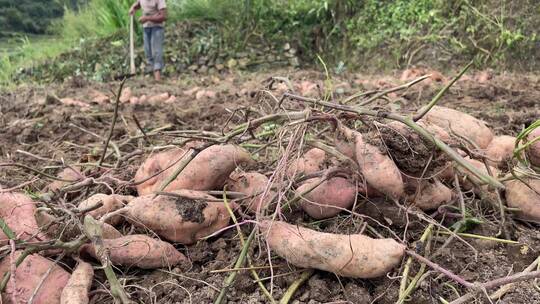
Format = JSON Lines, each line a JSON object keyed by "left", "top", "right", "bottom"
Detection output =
{"left": 151, "top": 26, "right": 165, "bottom": 81}
{"left": 143, "top": 27, "right": 154, "bottom": 74}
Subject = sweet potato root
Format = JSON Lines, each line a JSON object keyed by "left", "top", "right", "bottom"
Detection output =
{"left": 135, "top": 144, "right": 253, "bottom": 195}
{"left": 0, "top": 192, "right": 48, "bottom": 245}
{"left": 527, "top": 127, "right": 540, "bottom": 166}
{"left": 261, "top": 220, "right": 405, "bottom": 278}
{"left": 61, "top": 261, "right": 94, "bottom": 304}
{"left": 405, "top": 178, "right": 452, "bottom": 210}
{"left": 298, "top": 177, "right": 357, "bottom": 219}
{"left": 485, "top": 135, "right": 516, "bottom": 167}
{"left": 227, "top": 171, "right": 272, "bottom": 213}
{"left": 286, "top": 148, "right": 327, "bottom": 177}
{"left": 80, "top": 234, "right": 187, "bottom": 269}
{"left": 421, "top": 105, "right": 494, "bottom": 149}
{"left": 78, "top": 194, "right": 133, "bottom": 226}
{"left": 0, "top": 252, "right": 70, "bottom": 304}
{"left": 341, "top": 126, "right": 404, "bottom": 199}
{"left": 505, "top": 178, "right": 540, "bottom": 222}
{"left": 46, "top": 167, "right": 83, "bottom": 192}
{"left": 126, "top": 190, "right": 235, "bottom": 244}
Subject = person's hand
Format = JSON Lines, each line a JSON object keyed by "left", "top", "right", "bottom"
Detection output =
{"left": 139, "top": 16, "right": 148, "bottom": 23}
{"left": 129, "top": 7, "right": 136, "bottom": 15}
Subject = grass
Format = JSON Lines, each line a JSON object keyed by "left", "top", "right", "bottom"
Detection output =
{"left": 1, "top": 0, "right": 539, "bottom": 86}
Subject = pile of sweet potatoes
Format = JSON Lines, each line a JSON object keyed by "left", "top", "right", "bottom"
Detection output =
{"left": 1, "top": 101, "right": 538, "bottom": 303}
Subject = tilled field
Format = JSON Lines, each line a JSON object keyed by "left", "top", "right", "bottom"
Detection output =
{"left": 1, "top": 68, "right": 540, "bottom": 304}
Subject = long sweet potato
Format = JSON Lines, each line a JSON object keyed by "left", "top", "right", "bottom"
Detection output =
{"left": 0, "top": 252, "right": 70, "bottom": 304}
{"left": 298, "top": 177, "right": 357, "bottom": 219}
{"left": 485, "top": 135, "right": 516, "bottom": 167}
{"left": 135, "top": 144, "right": 253, "bottom": 195}
{"left": 0, "top": 192, "right": 48, "bottom": 245}
{"left": 528, "top": 127, "right": 540, "bottom": 166}
{"left": 126, "top": 190, "right": 234, "bottom": 244}
{"left": 80, "top": 234, "right": 187, "bottom": 269}
{"left": 342, "top": 126, "right": 404, "bottom": 199}
{"left": 78, "top": 194, "right": 133, "bottom": 226}
{"left": 505, "top": 178, "right": 540, "bottom": 222}
{"left": 420, "top": 105, "right": 494, "bottom": 149}
{"left": 261, "top": 220, "right": 405, "bottom": 278}
{"left": 227, "top": 171, "right": 272, "bottom": 213}
{"left": 61, "top": 261, "right": 94, "bottom": 304}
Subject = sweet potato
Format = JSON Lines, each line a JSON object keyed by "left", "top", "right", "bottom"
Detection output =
{"left": 343, "top": 127, "right": 404, "bottom": 199}
{"left": 81, "top": 234, "right": 186, "bottom": 269}
{"left": 0, "top": 192, "right": 48, "bottom": 245}
{"left": 484, "top": 135, "right": 516, "bottom": 167}
{"left": 35, "top": 209, "right": 122, "bottom": 240}
{"left": 0, "top": 252, "right": 70, "bottom": 304}
{"left": 527, "top": 127, "right": 540, "bottom": 166}
{"left": 505, "top": 178, "right": 540, "bottom": 222}
{"left": 46, "top": 167, "right": 84, "bottom": 192}
{"left": 421, "top": 105, "right": 493, "bottom": 149}
{"left": 460, "top": 158, "right": 499, "bottom": 191}
{"left": 78, "top": 194, "right": 133, "bottom": 226}
{"left": 135, "top": 144, "right": 253, "bottom": 195}
{"left": 148, "top": 93, "right": 170, "bottom": 103}
{"left": 227, "top": 171, "right": 272, "bottom": 213}
{"left": 298, "top": 177, "right": 357, "bottom": 219}
{"left": 405, "top": 178, "right": 452, "bottom": 210}
{"left": 261, "top": 220, "right": 405, "bottom": 278}
{"left": 119, "top": 87, "right": 132, "bottom": 103}
{"left": 286, "top": 148, "right": 327, "bottom": 177}
{"left": 61, "top": 261, "right": 94, "bottom": 304}
{"left": 126, "top": 190, "right": 235, "bottom": 244}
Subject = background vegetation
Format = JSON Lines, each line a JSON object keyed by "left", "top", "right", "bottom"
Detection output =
{"left": 1, "top": 0, "right": 539, "bottom": 85}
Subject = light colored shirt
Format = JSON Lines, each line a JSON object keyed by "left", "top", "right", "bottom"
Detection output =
{"left": 140, "top": 0, "right": 166, "bottom": 28}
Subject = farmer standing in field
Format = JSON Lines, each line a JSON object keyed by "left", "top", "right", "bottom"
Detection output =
{"left": 129, "top": 0, "right": 167, "bottom": 82}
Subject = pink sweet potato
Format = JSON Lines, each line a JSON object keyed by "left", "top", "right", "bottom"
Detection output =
{"left": 460, "top": 158, "right": 499, "bottom": 191}
{"left": 0, "top": 192, "right": 48, "bottom": 245}
{"left": 344, "top": 127, "right": 404, "bottom": 199}
{"left": 421, "top": 105, "right": 494, "bottom": 149}
{"left": 286, "top": 148, "right": 327, "bottom": 177}
{"left": 134, "top": 144, "right": 253, "bottom": 195}
{"left": 505, "top": 178, "right": 540, "bottom": 222}
{"left": 126, "top": 190, "right": 235, "bottom": 244}
{"left": 80, "top": 234, "right": 187, "bottom": 269}
{"left": 298, "top": 177, "right": 357, "bottom": 219}
{"left": 78, "top": 194, "right": 133, "bottom": 226}
{"left": 261, "top": 220, "right": 405, "bottom": 278}
{"left": 46, "top": 167, "right": 84, "bottom": 192}
{"left": 148, "top": 93, "right": 170, "bottom": 103}
{"left": 405, "top": 178, "right": 452, "bottom": 210}
{"left": 227, "top": 171, "right": 272, "bottom": 213}
{"left": 61, "top": 261, "right": 94, "bottom": 304}
{"left": 484, "top": 135, "right": 516, "bottom": 167}
{"left": 0, "top": 252, "right": 70, "bottom": 304}
{"left": 527, "top": 127, "right": 540, "bottom": 166}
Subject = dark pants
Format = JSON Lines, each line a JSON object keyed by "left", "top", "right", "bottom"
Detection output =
{"left": 143, "top": 26, "right": 164, "bottom": 71}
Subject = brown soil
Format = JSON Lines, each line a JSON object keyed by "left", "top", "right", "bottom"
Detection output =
{"left": 1, "top": 68, "right": 540, "bottom": 304}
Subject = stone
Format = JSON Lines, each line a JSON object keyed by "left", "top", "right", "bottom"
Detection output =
{"left": 289, "top": 48, "right": 297, "bottom": 55}
{"left": 289, "top": 57, "right": 300, "bottom": 67}
{"left": 215, "top": 64, "right": 225, "bottom": 71}
{"left": 227, "top": 58, "right": 238, "bottom": 69}
{"left": 188, "top": 65, "right": 198, "bottom": 71}
{"left": 198, "top": 65, "right": 209, "bottom": 74}
{"left": 283, "top": 43, "right": 291, "bottom": 51}
{"left": 238, "top": 58, "right": 249, "bottom": 68}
